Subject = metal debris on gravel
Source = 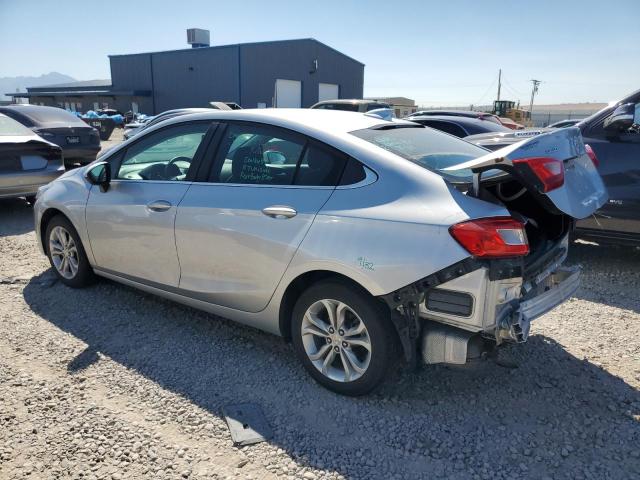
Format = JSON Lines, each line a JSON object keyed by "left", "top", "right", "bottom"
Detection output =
{"left": 223, "top": 403, "right": 273, "bottom": 446}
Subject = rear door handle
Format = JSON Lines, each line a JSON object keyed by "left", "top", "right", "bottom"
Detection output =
{"left": 262, "top": 205, "right": 297, "bottom": 219}
{"left": 146, "top": 200, "right": 172, "bottom": 212}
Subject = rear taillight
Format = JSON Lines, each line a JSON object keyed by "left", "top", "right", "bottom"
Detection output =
{"left": 584, "top": 144, "right": 599, "bottom": 167}
{"left": 513, "top": 156, "right": 564, "bottom": 192}
{"left": 449, "top": 217, "right": 529, "bottom": 258}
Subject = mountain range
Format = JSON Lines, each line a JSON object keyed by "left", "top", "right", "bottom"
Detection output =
{"left": 0, "top": 72, "right": 76, "bottom": 100}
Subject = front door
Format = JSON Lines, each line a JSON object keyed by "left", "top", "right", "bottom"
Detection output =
{"left": 175, "top": 121, "right": 349, "bottom": 312}
{"left": 580, "top": 101, "right": 640, "bottom": 236}
{"left": 86, "top": 121, "right": 212, "bottom": 286}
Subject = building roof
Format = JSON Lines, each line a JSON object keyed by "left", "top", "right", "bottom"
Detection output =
{"left": 28, "top": 79, "right": 112, "bottom": 90}
{"left": 109, "top": 38, "right": 365, "bottom": 66}
{"left": 7, "top": 89, "right": 150, "bottom": 98}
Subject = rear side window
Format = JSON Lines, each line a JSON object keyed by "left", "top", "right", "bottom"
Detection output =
{"left": 210, "top": 123, "right": 350, "bottom": 187}
{"left": 339, "top": 158, "right": 367, "bottom": 185}
{"left": 294, "top": 143, "right": 347, "bottom": 186}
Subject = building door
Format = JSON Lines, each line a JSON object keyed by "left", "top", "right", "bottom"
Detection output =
{"left": 318, "top": 83, "right": 339, "bottom": 102}
{"left": 275, "top": 79, "right": 301, "bottom": 108}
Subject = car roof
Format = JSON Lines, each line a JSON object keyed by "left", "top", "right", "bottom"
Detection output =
{"left": 163, "top": 108, "right": 402, "bottom": 135}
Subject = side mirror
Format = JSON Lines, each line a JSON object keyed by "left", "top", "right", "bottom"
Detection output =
{"left": 86, "top": 161, "right": 111, "bottom": 192}
{"left": 603, "top": 103, "right": 635, "bottom": 132}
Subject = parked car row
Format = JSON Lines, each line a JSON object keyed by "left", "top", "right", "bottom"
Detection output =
{"left": 0, "top": 105, "right": 100, "bottom": 168}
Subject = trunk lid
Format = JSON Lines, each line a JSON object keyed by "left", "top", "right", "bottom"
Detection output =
{"left": 446, "top": 127, "right": 607, "bottom": 219}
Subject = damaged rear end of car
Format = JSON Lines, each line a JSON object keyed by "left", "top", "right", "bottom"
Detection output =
{"left": 375, "top": 127, "right": 608, "bottom": 366}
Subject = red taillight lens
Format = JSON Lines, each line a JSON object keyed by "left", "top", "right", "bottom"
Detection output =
{"left": 513, "top": 156, "right": 564, "bottom": 192}
{"left": 449, "top": 217, "right": 529, "bottom": 258}
{"left": 584, "top": 144, "right": 599, "bottom": 167}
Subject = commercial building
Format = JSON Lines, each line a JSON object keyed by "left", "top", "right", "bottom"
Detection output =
{"left": 8, "top": 32, "right": 364, "bottom": 115}
{"left": 366, "top": 96, "right": 417, "bottom": 118}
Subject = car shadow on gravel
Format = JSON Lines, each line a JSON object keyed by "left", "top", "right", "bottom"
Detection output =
{"left": 0, "top": 198, "right": 35, "bottom": 236}
{"left": 22, "top": 269, "right": 640, "bottom": 479}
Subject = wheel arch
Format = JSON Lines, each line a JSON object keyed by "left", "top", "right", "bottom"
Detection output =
{"left": 278, "top": 269, "right": 392, "bottom": 342}
{"left": 39, "top": 207, "right": 67, "bottom": 253}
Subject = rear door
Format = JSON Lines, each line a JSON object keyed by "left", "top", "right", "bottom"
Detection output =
{"left": 86, "top": 121, "right": 214, "bottom": 286}
{"left": 447, "top": 127, "right": 608, "bottom": 219}
{"left": 175, "top": 121, "right": 348, "bottom": 312}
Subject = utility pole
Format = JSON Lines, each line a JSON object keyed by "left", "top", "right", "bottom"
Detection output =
{"left": 529, "top": 79, "right": 541, "bottom": 124}
{"left": 497, "top": 69, "right": 502, "bottom": 102}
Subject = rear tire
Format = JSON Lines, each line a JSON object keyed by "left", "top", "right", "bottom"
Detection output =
{"left": 45, "top": 215, "right": 95, "bottom": 288}
{"left": 292, "top": 280, "right": 396, "bottom": 396}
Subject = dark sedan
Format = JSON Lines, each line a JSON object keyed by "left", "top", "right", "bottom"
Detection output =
{"left": 465, "top": 89, "right": 640, "bottom": 246}
{"left": 409, "top": 115, "right": 512, "bottom": 138}
{"left": 0, "top": 113, "right": 64, "bottom": 203}
{"left": 0, "top": 105, "right": 100, "bottom": 167}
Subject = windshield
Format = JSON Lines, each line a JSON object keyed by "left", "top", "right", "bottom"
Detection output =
{"left": 351, "top": 125, "right": 500, "bottom": 182}
{"left": 0, "top": 115, "right": 34, "bottom": 136}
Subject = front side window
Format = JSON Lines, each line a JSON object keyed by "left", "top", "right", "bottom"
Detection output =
{"left": 211, "top": 123, "right": 349, "bottom": 186}
{"left": 116, "top": 123, "right": 209, "bottom": 181}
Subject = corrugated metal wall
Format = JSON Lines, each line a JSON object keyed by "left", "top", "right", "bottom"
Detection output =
{"left": 109, "top": 39, "right": 364, "bottom": 114}
{"left": 150, "top": 46, "right": 240, "bottom": 112}
{"left": 239, "top": 39, "right": 364, "bottom": 108}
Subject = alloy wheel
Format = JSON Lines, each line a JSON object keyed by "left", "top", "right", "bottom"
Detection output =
{"left": 49, "top": 226, "right": 79, "bottom": 279}
{"left": 301, "top": 298, "right": 372, "bottom": 382}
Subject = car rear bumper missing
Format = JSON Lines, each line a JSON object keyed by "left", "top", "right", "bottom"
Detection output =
{"left": 420, "top": 265, "right": 581, "bottom": 365}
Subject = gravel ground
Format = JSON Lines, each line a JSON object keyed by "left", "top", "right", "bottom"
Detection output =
{"left": 1, "top": 187, "right": 639, "bottom": 479}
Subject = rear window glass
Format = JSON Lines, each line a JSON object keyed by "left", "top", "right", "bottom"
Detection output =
{"left": 350, "top": 125, "right": 499, "bottom": 182}
{"left": 314, "top": 103, "right": 359, "bottom": 112}
{"left": 11, "top": 107, "right": 84, "bottom": 125}
{"left": 0, "top": 115, "right": 33, "bottom": 136}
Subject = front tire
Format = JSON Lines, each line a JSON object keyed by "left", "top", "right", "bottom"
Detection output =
{"left": 292, "top": 280, "right": 396, "bottom": 396}
{"left": 45, "top": 215, "right": 95, "bottom": 288}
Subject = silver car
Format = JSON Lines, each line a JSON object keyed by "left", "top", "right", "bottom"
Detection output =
{"left": 33, "top": 109, "right": 607, "bottom": 395}
{"left": 0, "top": 113, "right": 64, "bottom": 202}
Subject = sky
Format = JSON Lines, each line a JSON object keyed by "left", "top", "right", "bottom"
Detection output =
{"left": 1, "top": 0, "right": 638, "bottom": 106}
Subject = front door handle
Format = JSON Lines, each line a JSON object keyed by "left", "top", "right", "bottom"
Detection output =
{"left": 262, "top": 205, "right": 297, "bottom": 219}
{"left": 146, "top": 200, "right": 172, "bottom": 212}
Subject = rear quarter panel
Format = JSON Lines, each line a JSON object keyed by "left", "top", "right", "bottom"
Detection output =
{"left": 285, "top": 162, "right": 511, "bottom": 296}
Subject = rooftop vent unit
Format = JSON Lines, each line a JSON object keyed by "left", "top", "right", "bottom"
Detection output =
{"left": 187, "top": 28, "right": 210, "bottom": 48}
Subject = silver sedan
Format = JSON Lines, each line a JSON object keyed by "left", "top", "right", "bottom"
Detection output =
{"left": 34, "top": 109, "right": 607, "bottom": 395}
